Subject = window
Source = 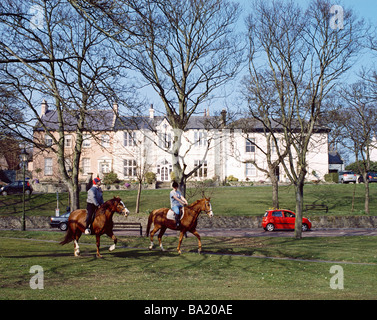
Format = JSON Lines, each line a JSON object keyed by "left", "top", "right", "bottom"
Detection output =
{"left": 272, "top": 138, "right": 279, "bottom": 154}
{"left": 159, "top": 132, "right": 172, "bottom": 149}
{"left": 124, "top": 159, "right": 137, "bottom": 177}
{"left": 246, "top": 163, "right": 256, "bottom": 177}
{"left": 124, "top": 131, "right": 135, "bottom": 147}
{"left": 45, "top": 135, "right": 52, "bottom": 147}
{"left": 82, "top": 158, "right": 90, "bottom": 175}
{"left": 83, "top": 134, "right": 91, "bottom": 148}
{"left": 64, "top": 158, "right": 72, "bottom": 172}
{"left": 194, "top": 130, "right": 207, "bottom": 147}
{"left": 100, "top": 161, "right": 110, "bottom": 174}
{"left": 157, "top": 159, "right": 172, "bottom": 181}
{"left": 44, "top": 158, "right": 53, "bottom": 176}
{"left": 101, "top": 134, "right": 110, "bottom": 147}
{"left": 194, "top": 160, "right": 207, "bottom": 178}
{"left": 272, "top": 211, "right": 283, "bottom": 217}
{"left": 246, "top": 138, "right": 255, "bottom": 153}
{"left": 64, "top": 135, "right": 72, "bottom": 148}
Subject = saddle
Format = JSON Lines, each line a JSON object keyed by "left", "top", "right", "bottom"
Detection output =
{"left": 167, "top": 207, "right": 185, "bottom": 221}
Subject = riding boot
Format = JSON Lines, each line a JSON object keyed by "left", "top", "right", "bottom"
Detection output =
{"left": 175, "top": 213, "right": 180, "bottom": 228}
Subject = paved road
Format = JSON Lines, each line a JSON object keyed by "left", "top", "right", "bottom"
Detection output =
{"left": 119, "top": 228, "right": 377, "bottom": 238}
{"left": 6, "top": 227, "right": 377, "bottom": 238}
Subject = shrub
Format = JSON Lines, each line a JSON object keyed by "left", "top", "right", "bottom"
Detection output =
{"left": 324, "top": 172, "right": 338, "bottom": 183}
{"left": 145, "top": 172, "right": 156, "bottom": 184}
{"left": 103, "top": 171, "right": 120, "bottom": 185}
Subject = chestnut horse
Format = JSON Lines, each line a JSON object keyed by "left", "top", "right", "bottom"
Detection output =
{"left": 60, "top": 196, "right": 129, "bottom": 257}
{"left": 146, "top": 198, "right": 213, "bottom": 254}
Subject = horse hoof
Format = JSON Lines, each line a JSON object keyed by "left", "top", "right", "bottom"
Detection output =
{"left": 96, "top": 254, "right": 103, "bottom": 258}
{"left": 109, "top": 244, "right": 116, "bottom": 251}
{"left": 177, "top": 250, "right": 182, "bottom": 255}
{"left": 198, "top": 249, "right": 202, "bottom": 254}
{"left": 74, "top": 250, "right": 80, "bottom": 257}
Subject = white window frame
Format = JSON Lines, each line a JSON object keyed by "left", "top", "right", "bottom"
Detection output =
{"left": 82, "top": 158, "right": 90, "bottom": 175}
{"left": 44, "top": 158, "right": 53, "bottom": 176}
{"left": 245, "top": 163, "right": 257, "bottom": 177}
{"left": 194, "top": 160, "right": 208, "bottom": 178}
{"left": 124, "top": 159, "right": 137, "bottom": 177}
{"left": 246, "top": 138, "right": 255, "bottom": 153}
{"left": 124, "top": 131, "right": 135, "bottom": 147}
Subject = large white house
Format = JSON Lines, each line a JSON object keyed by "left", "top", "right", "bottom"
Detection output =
{"left": 33, "top": 103, "right": 330, "bottom": 183}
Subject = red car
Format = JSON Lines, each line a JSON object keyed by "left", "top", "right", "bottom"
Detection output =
{"left": 262, "top": 209, "right": 312, "bottom": 232}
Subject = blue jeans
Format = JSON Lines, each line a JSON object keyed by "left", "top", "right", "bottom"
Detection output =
{"left": 172, "top": 205, "right": 182, "bottom": 216}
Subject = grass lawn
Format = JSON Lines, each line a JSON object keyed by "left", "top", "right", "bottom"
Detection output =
{"left": 0, "top": 183, "right": 376, "bottom": 217}
{"left": 1, "top": 230, "right": 377, "bottom": 300}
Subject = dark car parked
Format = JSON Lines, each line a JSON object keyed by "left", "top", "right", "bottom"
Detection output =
{"left": 50, "top": 212, "right": 71, "bottom": 231}
{"left": 0, "top": 180, "right": 33, "bottom": 196}
{"left": 358, "top": 172, "right": 377, "bottom": 183}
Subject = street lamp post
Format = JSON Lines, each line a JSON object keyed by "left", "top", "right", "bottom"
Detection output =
{"left": 20, "top": 148, "right": 28, "bottom": 231}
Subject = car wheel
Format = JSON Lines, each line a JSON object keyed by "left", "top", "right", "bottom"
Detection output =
{"left": 59, "top": 223, "right": 68, "bottom": 231}
{"left": 266, "top": 223, "right": 275, "bottom": 232}
{"left": 302, "top": 223, "right": 309, "bottom": 232}
{"left": 1, "top": 191, "right": 7, "bottom": 196}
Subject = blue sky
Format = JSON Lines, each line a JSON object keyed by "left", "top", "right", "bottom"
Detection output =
{"left": 146, "top": 0, "right": 377, "bottom": 116}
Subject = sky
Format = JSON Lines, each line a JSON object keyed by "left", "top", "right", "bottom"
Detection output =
{"left": 143, "top": 0, "right": 377, "bottom": 117}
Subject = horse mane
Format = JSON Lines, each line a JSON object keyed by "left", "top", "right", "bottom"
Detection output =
{"left": 187, "top": 198, "right": 205, "bottom": 209}
{"left": 97, "top": 197, "right": 120, "bottom": 214}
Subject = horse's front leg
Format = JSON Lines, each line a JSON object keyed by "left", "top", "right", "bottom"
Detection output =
{"left": 177, "top": 231, "right": 185, "bottom": 254}
{"left": 191, "top": 229, "right": 202, "bottom": 254}
{"left": 96, "top": 235, "right": 102, "bottom": 258}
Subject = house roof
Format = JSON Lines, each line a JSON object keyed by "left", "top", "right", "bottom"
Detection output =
{"left": 329, "top": 151, "right": 344, "bottom": 165}
{"left": 231, "top": 117, "right": 331, "bottom": 133}
{"left": 34, "top": 109, "right": 115, "bottom": 132}
{"left": 114, "top": 115, "right": 220, "bottom": 131}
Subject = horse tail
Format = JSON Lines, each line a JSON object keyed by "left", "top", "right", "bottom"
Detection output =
{"left": 60, "top": 224, "right": 74, "bottom": 245}
{"left": 145, "top": 210, "right": 155, "bottom": 237}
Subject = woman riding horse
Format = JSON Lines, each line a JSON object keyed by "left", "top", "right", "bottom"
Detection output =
{"left": 146, "top": 198, "right": 213, "bottom": 254}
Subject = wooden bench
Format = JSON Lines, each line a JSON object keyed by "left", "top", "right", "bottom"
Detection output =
{"left": 305, "top": 204, "right": 328, "bottom": 213}
{"left": 113, "top": 222, "right": 143, "bottom": 236}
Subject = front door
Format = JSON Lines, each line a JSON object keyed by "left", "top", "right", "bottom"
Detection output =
{"left": 160, "top": 166, "right": 170, "bottom": 181}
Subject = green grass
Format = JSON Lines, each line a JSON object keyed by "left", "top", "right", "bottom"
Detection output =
{"left": 1, "top": 230, "right": 377, "bottom": 300}
{"left": 1, "top": 183, "right": 376, "bottom": 217}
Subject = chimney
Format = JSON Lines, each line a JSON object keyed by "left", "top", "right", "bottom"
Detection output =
{"left": 41, "top": 99, "right": 48, "bottom": 116}
{"left": 149, "top": 104, "right": 155, "bottom": 119}
{"left": 112, "top": 101, "right": 119, "bottom": 126}
{"left": 113, "top": 101, "right": 119, "bottom": 115}
{"left": 221, "top": 109, "right": 227, "bottom": 127}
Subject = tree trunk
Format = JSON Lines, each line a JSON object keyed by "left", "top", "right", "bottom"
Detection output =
{"left": 294, "top": 177, "right": 305, "bottom": 240}
{"left": 364, "top": 173, "right": 370, "bottom": 214}
{"left": 135, "top": 181, "right": 142, "bottom": 213}
{"left": 67, "top": 183, "right": 80, "bottom": 212}
{"left": 270, "top": 170, "right": 279, "bottom": 209}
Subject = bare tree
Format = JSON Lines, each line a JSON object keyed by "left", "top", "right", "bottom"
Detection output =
{"left": 0, "top": 0, "right": 126, "bottom": 210}
{"left": 334, "top": 80, "right": 377, "bottom": 214}
{"left": 69, "top": 0, "right": 243, "bottom": 193}
{"left": 246, "top": 0, "right": 364, "bottom": 238}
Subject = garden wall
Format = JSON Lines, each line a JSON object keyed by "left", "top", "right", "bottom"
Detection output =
{"left": 1, "top": 215, "right": 377, "bottom": 230}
